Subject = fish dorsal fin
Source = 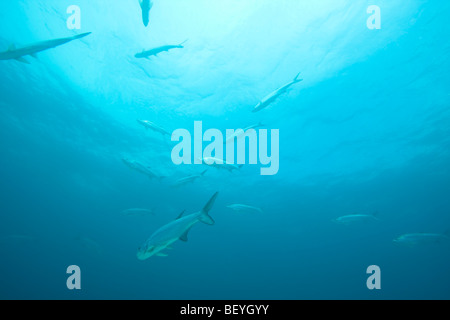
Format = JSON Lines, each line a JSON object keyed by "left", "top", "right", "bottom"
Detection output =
{"left": 176, "top": 210, "right": 186, "bottom": 220}
{"left": 8, "top": 44, "right": 16, "bottom": 51}
{"left": 179, "top": 226, "right": 192, "bottom": 242}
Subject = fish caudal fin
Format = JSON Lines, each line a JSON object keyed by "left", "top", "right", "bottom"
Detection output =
{"left": 199, "top": 192, "right": 219, "bottom": 225}
{"left": 293, "top": 72, "right": 303, "bottom": 83}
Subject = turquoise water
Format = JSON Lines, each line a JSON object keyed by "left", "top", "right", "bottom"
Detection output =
{"left": 0, "top": 0, "right": 449, "bottom": 300}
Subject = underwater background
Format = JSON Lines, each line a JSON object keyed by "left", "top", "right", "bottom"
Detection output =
{"left": 0, "top": 0, "right": 449, "bottom": 300}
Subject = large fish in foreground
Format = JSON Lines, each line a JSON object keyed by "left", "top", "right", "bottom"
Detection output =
{"left": 393, "top": 233, "right": 450, "bottom": 247}
{"left": 252, "top": 72, "right": 303, "bottom": 113}
{"left": 139, "top": 0, "right": 153, "bottom": 27}
{"left": 0, "top": 32, "right": 91, "bottom": 64}
{"left": 137, "top": 192, "right": 219, "bottom": 260}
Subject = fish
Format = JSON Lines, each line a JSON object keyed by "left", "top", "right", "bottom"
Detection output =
{"left": 227, "top": 204, "right": 263, "bottom": 213}
{"left": 201, "top": 157, "right": 244, "bottom": 173}
{"left": 333, "top": 213, "right": 380, "bottom": 225}
{"left": 134, "top": 40, "right": 187, "bottom": 59}
{"left": 137, "top": 192, "right": 219, "bottom": 260}
{"left": 393, "top": 233, "right": 450, "bottom": 247}
{"left": 122, "top": 208, "right": 156, "bottom": 216}
{"left": 137, "top": 119, "right": 171, "bottom": 136}
{"left": 252, "top": 72, "right": 303, "bottom": 113}
{"left": 224, "top": 122, "right": 265, "bottom": 145}
{"left": 171, "top": 170, "right": 208, "bottom": 188}
{"left": 122, "top": 158, "right": 164, "bottom": 180}
{"left": 0, "top": 32, "right": 91, "bottom": 64}
{"left": 139, "top": 0, "right": 153, "bottom": 27}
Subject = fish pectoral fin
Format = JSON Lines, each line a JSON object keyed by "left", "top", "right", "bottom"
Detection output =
{"left": 30, "top": 53, "right": 38, "bottom": 59}
{"left": 15, "top": 57, "right": 30, "bottom": 64}
{"left": 156, "top": 253, "right": 168, "bottom": 257}
{"left": 180, "top": 227, "right": 193, "bottom": 242}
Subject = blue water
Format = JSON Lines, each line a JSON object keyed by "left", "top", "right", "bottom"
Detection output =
{"left": 1, "top": 0, "right": 449, "bottom": 300}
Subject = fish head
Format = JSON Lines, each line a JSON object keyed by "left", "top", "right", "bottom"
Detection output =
{"left": 392, "top": 236, "right": 409, "bottom": 246}
{"left": 137, "top": 243, "right": 157, "bottom": 260}
{"left": 252, "top": 102, "right": 261, "bottom": 112}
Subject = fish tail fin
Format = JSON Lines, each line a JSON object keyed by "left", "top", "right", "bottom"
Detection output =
{"left": 238, "top": 164, "right": 244, "bottom": 169}
{"left": 199, "top": 192, "right": 219, "bottom": 225}
{"left": 200, "top": 169, "right": 208, "bottom": 176}
{"left": 179, "top": 39, "right": 189, "bottom": 47}
{"left": 294, "top": 72, "right": 303, "bottom": 83}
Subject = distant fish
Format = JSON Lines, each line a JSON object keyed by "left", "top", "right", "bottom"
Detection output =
{"left": 227, "top": 204, "right": 263, "bottom": 213}
{"left": 135, "top": 40, "right": 187, "bottom": 59}
{"left": 171, "top": 170, "right": 208, "bottom": 188}
{"left": 123, "top": 208, "right": 156, "bottom": 216}
{"left": 201, "top": 157, "right": 243, "bottom": 173}
{"left": 0, "top": 32, "right": 91, "bottom": 64}
{"left": 137, "top": 192, "right": 219, "bottom": 260}
{"left": 137, "top": 119, "right": 171, "bottom": 136}
{"left": 252, "top": 72, "right": 303, "bottom": 113}
{"left": 139, "top": 0, "right": 153, "bottom": 27}
{"left": 333, "top": 213, "right": 379, "bottom": 225}
{"left": 224, "top": 122, "right": 265, "bottom": 145}
{"left": 393, "top": 233, "right": 450, "bottom": 247}
{"left": 122, "top": 158, "right": 164, "bottom": 180}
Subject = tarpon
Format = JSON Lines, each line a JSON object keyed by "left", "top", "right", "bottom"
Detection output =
{"left": 139, "top": 0, "right": 153, "bottom": 27}
{"left": 122, "top": 158, "right": 164, "bottom": 180}
{"left": 137, "top": 192, "right": 219, "bottom": 260}
{"left": 227, "top": 204, "right": 263, "bottom": 213}
{"left": 252, "top": 72, "right": 303, "bottom": 113}
{"left": 0, "top": 32, "right": 91, "bottom": 64}
{"left": 333, "top": 213, "right": 379, "bottom": 225}
{"left": 123, "top": 208, "right": 156, "bottom": 216}
{"left": 135, "top": 40, "right": 187, "bottom": 59}
{"left": 137, "top": 120, "right": 171, "bottom": 136}
{"left": 171, "top": 170, "right": 208, "bottom": 188}
{"left": 201, "top": 157, "right": 244, "bottom": 173}
{"left": 224, "top": 122, "right": 265, "bottom": 144}
{"left": 393, "top": 233, "right": 450, "bottom": 247}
